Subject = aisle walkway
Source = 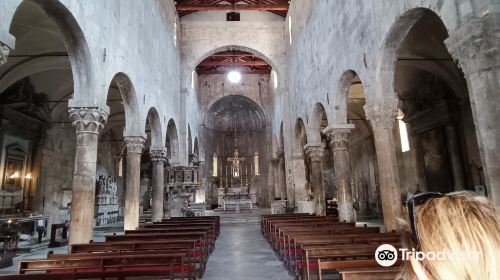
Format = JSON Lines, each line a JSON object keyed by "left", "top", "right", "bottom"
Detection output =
{"left": 202, "top": 221, "right": 291, "bottom": 280}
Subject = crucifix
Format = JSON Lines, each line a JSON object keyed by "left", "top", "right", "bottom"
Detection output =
{"left": 227, "top": 149, "right": 245, "bottom": 178}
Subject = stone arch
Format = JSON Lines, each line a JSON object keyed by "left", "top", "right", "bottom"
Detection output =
{"left": 375, "top": 7, "right": 453, "bottom": 103}
{"left": 193, "top": 45, "right": 281, "bottom": 80}
{"left": 146, "top": 107, "right": 163, "bottom": 151}
{"left": 311, "top": 102, "right": 328, "bottom": 143}
{"left": 9, "top": 0, "right": 96, "bottom": 106}
{"left": 109, "top": 73, "right": 142, "bottom": 137}
{"left": 334, "top": 70, "right": 359, "bottom": 123}
{"left": 166, "top": 119, "right": 179, "bottom": 164}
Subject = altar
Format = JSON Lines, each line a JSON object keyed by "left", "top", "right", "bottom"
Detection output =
{"left": 217, "top": 187, "right": 257, "bottom": 207}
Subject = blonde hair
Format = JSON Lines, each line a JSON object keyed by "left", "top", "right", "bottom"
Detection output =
{"left": 401, "top": 191, "right": 500, "bottom": 280}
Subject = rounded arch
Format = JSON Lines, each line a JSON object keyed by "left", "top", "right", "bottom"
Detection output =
{"left": 9, "top": 0, "right": 96, "bottom": 105}
{"left": 166, "top": 119, "right": 179, "bottom": 164}
{"left": 109, "top": 72, "right": 142, "bottom": 137}
{"left": 376, "top": 7, "right": 451, "bottom": 102}
{"left": 193, "top": 45, "right": 281, "bottom": 79}
{"left": 146, "top": 107, "right": 163, "bottom": 150}
{"left": 311, "top": 103, "right": 328, "bottom": 143}
{"left": 203, "top": 95, "right": 267, "bottom": 131}
{"left": 334, "top": 70, "right": 359, "bottom": 123}
{"left": 294, "top": 118, "right": 308, "bottom": 152}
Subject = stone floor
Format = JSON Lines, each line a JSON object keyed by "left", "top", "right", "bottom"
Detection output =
{"left": 202, "top": 221, "right": 292, "bottom": 280}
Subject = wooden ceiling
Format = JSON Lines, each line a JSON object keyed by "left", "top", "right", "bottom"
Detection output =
{"left": 175, "top": 0, "right": 289, "bottom": 17}
{"left": 196, "top": 50, "right": 271, "bottom": 75}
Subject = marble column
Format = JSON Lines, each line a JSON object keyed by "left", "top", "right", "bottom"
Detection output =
{"left": 68, "top": 108, "right": 108, "bottom": 245}
{"left": 324, "top": 124, "right": 355, "bottom": 222}
{"left": 150, "top": 149, "right": 166, "bottom": 222}
{"left": 0, "top": 43, "right": 9, "bottom": 67}
{"left": 277, "top": 149, "right": 287, "bottom": 200}
{"left": 124, "top": 136, "right": 145, "bottom": 231}
{"left": 364, "top": 101, "right": 402, "bottom": 231}
{"left": 304, "top": 144, "right": 326, "bottom": 216}
{"left": 446, "top": 19, "right": 500, "bottom": 205}
{"left": 445, "top": 124, "right": 465, "bottom": 190}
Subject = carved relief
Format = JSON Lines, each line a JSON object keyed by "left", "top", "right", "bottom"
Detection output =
{"left": 363, "top": 100, "right": 398, "bottom": 130}
{"left": 69, "top": 107, "right": 108, "bottom": 134}
{"left": 325, "top": 128, "right": 352, "bottom": 151}
{"left": 150, "top": 149, "right": 167, "bottom": 162}
{"left": 124, "top": 136, "right": 145, "bottom": 154}
{"left": 304, "top": 145, "right": 324, "bottom": 161}
{"left": 0, "top": 44, "right": 9, "bottom": 67}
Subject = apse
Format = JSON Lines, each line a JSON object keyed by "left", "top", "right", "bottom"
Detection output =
{"left": 202, "top": 95, "right": 271, "bottom": 208}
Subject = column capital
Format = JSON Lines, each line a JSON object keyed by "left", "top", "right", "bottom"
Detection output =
{"left": 364, "top": 100, "right": 398, "bottom": 130}
{"left": 445, "top": 18, "right": 500, "bottom": 75}
{"left": 124, "top": 136, "right": 145, "bottom": 154}
{"left": 323, "top": 124, "right": 355, "bottom": 151}
{"left": 68, "top": 107, "right": 108, "bottom": 134}
{"left": 303, "top": 144, "right": 324, "bottom": 161}
{"left": 150, "top": 149, "right": 167, "bottom": 162}
{"left": 0, "top": 44, "right": 9, "bottom": 67}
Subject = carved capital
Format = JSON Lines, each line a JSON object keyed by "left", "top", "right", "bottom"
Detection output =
{"left": 323, "top": 124, "right": 354, "bottom": 151}
{"left": 445, "top": 18, "right": 500, "bottom": 75}
{"left": 69, "top": 107, "right": 108, "bottom": 134}
{"left": 0, "top": 44, "right": 9, "bottom": 67}
{"left": 150, "top": 149, "right": 167, "bottom": 162}
{"left": 124, "top": 136, "right": 145, "bottom": 154}
{"left": 304, "top": 144, "right": 324, "bottom": 161}
{"left": 364, "top": 100, "right": 398, "bottom": 130}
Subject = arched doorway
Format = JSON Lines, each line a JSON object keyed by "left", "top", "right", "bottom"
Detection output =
{"left": 291, "top": 118, "right": 309, "bottom": 208}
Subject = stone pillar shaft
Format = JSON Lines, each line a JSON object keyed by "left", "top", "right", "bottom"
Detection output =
{"left": 324, "top": 124, "right": 355, "bottom": 223}
{"left": 446, "top": 19, "right": 500, "bottom": 205}
{"left": 151, "top": 150, "right": 166, "bottom": 222}
{"left": 270, "top": 158, "right": 279, "bottom": 200}
{"left": 0, "top": 44, "right": 9, "bottom": 67}
{"left": 445, "top": 124, "right": 465, "bottom": 190}
{"left": 278, "top": 153, "right": 287, "bottom": 200}
{"left": 365, "top": 102, "right": 402, "bottom": 231}
{"left": 68, "top": 108, "right": 108, "bottom": 245}
{"left": 124, "top": 136, "right": 145, "bottom": 231}
{"left": 305, "top": 144, "right": 325, "bottom": 216}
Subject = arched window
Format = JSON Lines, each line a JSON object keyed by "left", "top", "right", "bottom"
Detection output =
{"left": 254, "top": 151, "right": 260, "bottom": 176}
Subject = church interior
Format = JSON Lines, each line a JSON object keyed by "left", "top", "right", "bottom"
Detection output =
{"left": 0, "top": 0, "right": 498, "bottom": 279}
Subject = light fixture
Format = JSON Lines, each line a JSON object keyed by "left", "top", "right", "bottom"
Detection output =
{"left": 9, "top": 172, "right": 19, "bottom": 179}
{"left": 25, "top": 173, "right": 32, "bottom": 179}
{"left": 227, "top": 71, "right": 241, "bottom": 83}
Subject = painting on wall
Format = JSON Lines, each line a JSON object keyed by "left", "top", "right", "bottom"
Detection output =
{"left": 420, "top": 126, "right": 453, "bottom": 193}
{"left": 3, "top": 156, "right": 24, "bottom": 192}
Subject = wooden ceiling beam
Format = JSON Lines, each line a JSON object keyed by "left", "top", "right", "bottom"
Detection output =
{"left": 176, "top": 4, "right": 288, "bottom": 11}
{"left": 197, "top": 69, "right": 271, "bottom": 75}
{"left": 198, "top": 60, "right": 269, "bottom": 67}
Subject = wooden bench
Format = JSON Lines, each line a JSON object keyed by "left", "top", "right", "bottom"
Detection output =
{"left": 335, "top": 266, "right": 402, "bottom": 280}
{"left": 17, "top": 253, "right": 191, "bottom": 280}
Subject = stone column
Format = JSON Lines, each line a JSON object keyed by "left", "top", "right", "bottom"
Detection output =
{"left": 446, "top": 19, "right": 500, "bottom": 205}
{"left": 68, "top": 108, "right": 108, "bottom": 245}
{"left": 364, "top": 101, "right": 402, "bottom": 231}
{"left": 150, "top": 149, "right": 166, "bottom": 222}
{"left": 270, "top": 158, "right": 279, "bottom": 200}
{"left": 277, "top": 149, "right": 287, "bottom": 200}
{"left": 444, "top": 124, "right": 465, "bottom": 190}
{"left": 324, "top": 124, "right": 355, "bottom": 222}
{"left": 0, "top": 43, "right": 9, "bottom": 67}
{"left": 304, "top": 144, "right": 326, "bottom": 216}
{"left": 124, "top": 136, "right": 145, "bottom": 231}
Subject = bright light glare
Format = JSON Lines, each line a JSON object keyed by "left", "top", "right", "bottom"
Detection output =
{"left": 398, "top": 119, "right": 410, "bottom": 153}
{"left": 227, "top": 71, "right": 242, "bottom": 83}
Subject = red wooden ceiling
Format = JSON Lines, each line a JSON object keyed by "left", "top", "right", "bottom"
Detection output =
{"left": 175, "top": 0, "right": 289, "bottom": 17}
{"left": 196, "top": 50, "right": 271, "bottom": 75}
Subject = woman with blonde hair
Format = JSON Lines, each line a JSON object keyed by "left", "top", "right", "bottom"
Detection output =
{"left": 402, "top": 191, "right": 500, "bottom": 280}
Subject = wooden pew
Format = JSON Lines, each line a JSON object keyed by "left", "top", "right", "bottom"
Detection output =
{"left": 70, "top": 239, "right": 206, "bottom": 277}
{"left": 17, "top": 253, "right": 191, "bottom": 280}
{"left": 316, "top": 260, "right": 401, "bottom": 280}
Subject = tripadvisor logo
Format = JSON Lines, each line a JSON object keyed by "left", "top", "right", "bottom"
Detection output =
{"left": 375, "top": 244, "right": 398, "bottom": 267}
